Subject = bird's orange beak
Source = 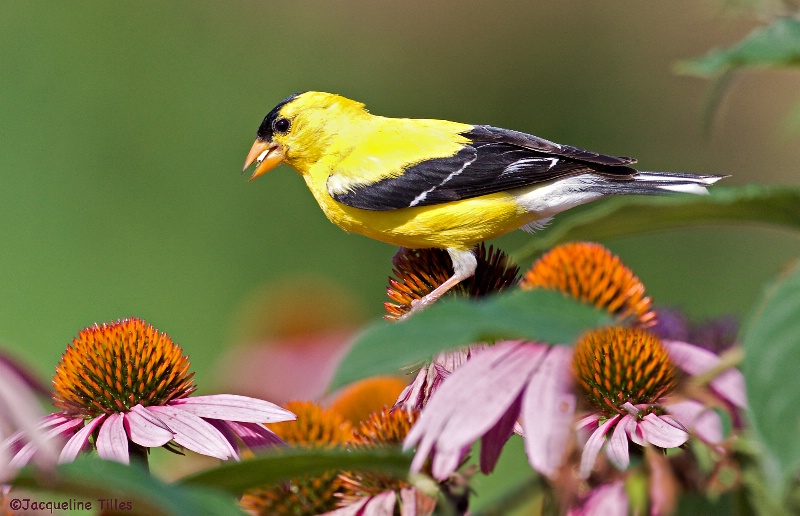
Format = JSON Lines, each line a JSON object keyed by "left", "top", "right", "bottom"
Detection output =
{"left": 243, "top": 139, "right": 285, "bottom": 181}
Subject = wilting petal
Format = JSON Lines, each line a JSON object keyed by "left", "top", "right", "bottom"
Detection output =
{"left": 568, "top": 481, "right": 628, "bottom": 516}
{"left": 663, "top": 340, "right": 746, "bottom": 408}
{"left": 170, "top": 395, "right": 295, "bottom": 423}
{"left": 96, "top": 413, "right": 129, "bottom": 464}
{"left": 395, "top": 367, "right": 427, "bottom": 410}
{"left": 125, "top": 405, "right": 173, "bottom": 447}
{"left": 579, "top": 415, "right": 619, "bottom": 478}
{"left": 640, "top": 414, "right": 689, "bottom": 449}
{"left": 148, "top": 405, "right": 237, "bottom": 460}
{"left": 606, "top": 415, "right": 631, "bottom": 470}
{"left": 521, "top": 346, "right": 575, "bottom": 477}
{"left": 405, "top": 341, "right": 546, "bottom": 479}
{"left": 224, "top": 421, "right": 285, "bottom": 450}
{"left": 60, "top": 415, "right": 106, "bottom": 463}
{"left": 481, "top": 394, "right": 522, "bottom": 474}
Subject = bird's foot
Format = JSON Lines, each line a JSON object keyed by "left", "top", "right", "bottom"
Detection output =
{"left": 395, "top": 296, "right": 433, "bottom": 322}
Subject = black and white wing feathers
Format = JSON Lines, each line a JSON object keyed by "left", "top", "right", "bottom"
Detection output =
{"left": 330, "top": 125, "right": 638, "bottom": 211}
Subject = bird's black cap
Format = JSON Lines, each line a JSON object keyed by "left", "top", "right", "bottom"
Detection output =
{"left": 256, "top": 92, "right": 303, "bottom": 141}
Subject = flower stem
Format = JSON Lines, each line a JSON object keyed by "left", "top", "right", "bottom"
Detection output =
{"left": 128, "top": 442, "right": 149, "bottom": 472}
{"left": 689, "top": 346, "right": 744, "bottom": 388}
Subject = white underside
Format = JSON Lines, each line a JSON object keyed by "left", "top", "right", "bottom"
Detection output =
{"left": 513, "top": 174, "right": 605, "bottom": 217}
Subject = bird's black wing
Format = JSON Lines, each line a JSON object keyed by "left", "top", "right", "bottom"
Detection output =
{"left": 331, "top": 125, "right": 638, "bottom": 211}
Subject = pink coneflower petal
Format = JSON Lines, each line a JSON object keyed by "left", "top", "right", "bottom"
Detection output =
{"left": 568, "top": 481, "right": 628, "bottom": 516}
{"left": 618, "top": 407, "right": 645, "bottom": 447}
{"left": 4, "top": 414, "right": 74, "bottom": 452}
{"left": 207, "top": 419, "right": 240, "bottom": 454}
{"left": 363, "top": 490, "right": 397, "bottom": 515}
{"left": 607, "top": 415, "right": 631, "bottom": 470}
{"left": 96, "top": 413, "right": 129, "bottom": 464}
{"left": 666, "top": 400, "right": 723, "bottom": 445}
{"left": 663, "top": 340, "right": 746, "bottom": 408}
{"left": 9, "top": 416, "right": 84, "bottom": 467}
{"left": 430, "top": 444, "right": 469, "bottom": 481}
{"left": 400, "top": 487, "right": 418, "bottom": 516}
{"left": 147, "top": 406, "right": 237, "bottom": 460}
{"left": 579, "top": 416, "right": 619, "bottom": 478}
{"left": 60, "top": 415, "right": 106, "bottom": 463}
{"left": 480, "top": 394, "right": 522, "bottom": 474}
{"left": 9, "top": 442, "right": 38, "bottom": 469}
{"left": 324, "top": 490, "right": 397, "bottom": 516}
{"left": 224, "top": 421, "right": 285, "bottom": 449}
{"left": 576, "top": 414, "right": 600, "bottom": 431}
{"left": 124, "top": 405, "right": 173, "bottom": 447}
{"left": 640, "top": 413, "right": 689, "bottom": 448}
{"left": 405, "top": 341, "right": 547, "bottom": 479}
{"left": 170, "top": 394, "right": 295, "bottom": 423}
{"left": 521, "top": 345, "right": 575, "bottom": 477}
{"left": 0, "top": 359, "right": 56, "bottom": 473}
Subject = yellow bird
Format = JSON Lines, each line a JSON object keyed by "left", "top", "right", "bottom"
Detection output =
{"left": 243, "top": 92, "right": 724, "bottom": 318}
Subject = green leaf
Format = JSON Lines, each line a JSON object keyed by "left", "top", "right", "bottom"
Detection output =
{"left": 11, "top": 457, "right": 243, "bottom": 516}
{"left": 741, "top": 261, "right": 800, "bottom": 499}
{"left": 331, "top": 289, "right": 611, "bottom": 390}
{"left": 515, "top": 185, "right": 800, "bottom": 261}
{"left": 180, "top": 448, "right": 412, "bottom": 495}
{"left": 676, "top": 17, "right": 800, "bottom": 78}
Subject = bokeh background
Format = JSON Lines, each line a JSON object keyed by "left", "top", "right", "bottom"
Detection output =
{"left": 1, "top": 1, "right": 798, "bottom": 402}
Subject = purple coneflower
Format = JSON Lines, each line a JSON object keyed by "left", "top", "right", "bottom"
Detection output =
{"left": 384, "top": 244, "right": 520, "bottom": 321}
{"left": 1, "top": 318, "right": 294, "bottom": 467}
{"left": 403, "top": 242, "right": 745, "bottom": 482}
{"left": 326, "top": 407, "right": 435, "bottom": 516}
{"left": 573, "top": 327, "right": 744, "bottom": 478}
{"left": 240, "top": 400, "right": 354, "bottom": 516}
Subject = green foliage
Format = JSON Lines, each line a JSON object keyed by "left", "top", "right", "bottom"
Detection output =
{"left": 515, "top": 185, "right": 800, "bottom": 260}
{"left": 11, "top": 457, "right": 244, "bottom": 516}
{"left": 330, "top": 289, "right": 612, "bottom": 390}
{"left": 180, "top": 448, "right": 412, "bottom": 495}
{"left": 676, "top": 17, "right": 800, "bottom": 77}
{"left": 741, "top": 262, "right": 800, "bottom": 501}
{"left": 675, "top": 17, "right": 800, "bottom": 132}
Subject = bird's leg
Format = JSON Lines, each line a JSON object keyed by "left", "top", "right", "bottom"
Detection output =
{"left": 399, "top": 248, "right": 478, "bottom": 321}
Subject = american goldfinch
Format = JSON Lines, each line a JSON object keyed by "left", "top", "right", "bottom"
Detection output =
{"left": 243, "top": 92, "right": 724, "bottom": 318}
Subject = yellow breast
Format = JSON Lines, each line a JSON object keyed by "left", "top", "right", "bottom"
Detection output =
{"left": 302, "top": 175, "right": 528, "bottom": 250}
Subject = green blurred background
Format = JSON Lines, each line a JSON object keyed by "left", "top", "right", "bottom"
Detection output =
{"left": 1, "top": 0, "right": 798, "bottom": 388}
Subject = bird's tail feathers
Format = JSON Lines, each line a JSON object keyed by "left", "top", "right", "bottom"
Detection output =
{"left": 600, "top": 171, "right": 727, "bottom": 196}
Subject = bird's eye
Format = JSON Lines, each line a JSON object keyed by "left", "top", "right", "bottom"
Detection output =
{"left": 273, "top": 117, "right": 291, "bottom": 134}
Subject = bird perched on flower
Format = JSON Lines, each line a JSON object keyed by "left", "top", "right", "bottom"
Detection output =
{"left": 243, "top": 92, "right": 725, "bottom": 318}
